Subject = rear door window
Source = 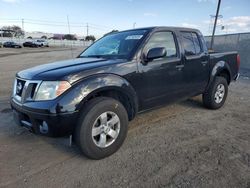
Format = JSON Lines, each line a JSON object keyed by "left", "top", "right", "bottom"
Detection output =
{"left": 192, "top": 33, "right": 201, "bottom": 54}
{"left": 181, "top": 31, "right": 202, "bottom": 56}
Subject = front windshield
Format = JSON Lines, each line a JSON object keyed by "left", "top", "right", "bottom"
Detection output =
{"left": 80, "top": 29, "right": 148, "bottom": 59}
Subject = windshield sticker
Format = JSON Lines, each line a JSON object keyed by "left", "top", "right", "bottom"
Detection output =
{"left": 125, "top": 35, "right": 143, "bottom": 40}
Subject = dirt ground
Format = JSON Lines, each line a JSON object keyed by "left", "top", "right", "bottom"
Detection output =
{"left": 0, "top": 47, "right": 249, "bottom": 188}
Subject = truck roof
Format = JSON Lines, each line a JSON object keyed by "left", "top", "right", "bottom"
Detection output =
{"left": 120, "top": 26, "right": 201, "bottom": 34}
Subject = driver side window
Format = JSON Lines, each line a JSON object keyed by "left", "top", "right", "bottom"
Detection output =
{"left": 144, "top": 31, "right": 177, "bottom": 58}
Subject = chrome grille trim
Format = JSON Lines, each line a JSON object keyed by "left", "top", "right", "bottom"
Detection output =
{"left": 13, "top": 78, "right": 42, "bottom": 103}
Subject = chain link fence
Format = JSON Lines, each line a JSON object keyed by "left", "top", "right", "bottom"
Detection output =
{"left": 0, "top": 37, "right": 92, "bottom": 47}
{"left": 205, "top": 32, "right": 250, "bottom": 76}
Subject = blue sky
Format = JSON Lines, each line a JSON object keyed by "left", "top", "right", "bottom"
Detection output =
{"left": 0, "top": 0, "right": 250, "bottom": 37}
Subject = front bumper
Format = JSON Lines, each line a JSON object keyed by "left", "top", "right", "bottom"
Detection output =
{"left": 10, "top": 98, "right": 79, "bottom": 137}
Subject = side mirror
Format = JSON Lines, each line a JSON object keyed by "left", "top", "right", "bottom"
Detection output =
{"left": 145, "top": 47, "right": 166, "bottom": 62}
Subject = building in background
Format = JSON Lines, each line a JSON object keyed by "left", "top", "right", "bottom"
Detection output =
{"left": 25, "top": 31, "right": 54, "bottom": 39}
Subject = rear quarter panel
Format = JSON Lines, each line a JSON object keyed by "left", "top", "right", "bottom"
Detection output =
{"left": 209, "top": 51, "right": 239, "bottom": 81}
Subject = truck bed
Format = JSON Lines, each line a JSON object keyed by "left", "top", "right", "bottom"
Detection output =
{"left": 209, "top": 51, "right": 239, "bottom": 82}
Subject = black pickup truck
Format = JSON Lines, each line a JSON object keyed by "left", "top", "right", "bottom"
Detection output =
{"left": 11, "top": 27, "right": 240, "bottom": 159}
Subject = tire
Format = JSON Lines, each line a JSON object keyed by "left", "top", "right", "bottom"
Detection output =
{"left": 74, "top": 97, "right": 128, "bottom": 160}
{"left": 203, "top": 76, "right": 228, "bottom": 109}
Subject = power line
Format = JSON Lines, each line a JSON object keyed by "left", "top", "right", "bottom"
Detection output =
{"left": 0, "top": 21, "right": 113, "bottom": 32}
{"left": 209, "top": 14, "right": 223, "bottom": 33}
{"left": 0, "top": 18, "right": 115, "bottom": 36}
{"left": 0, "top": 18, "right": 114, "bottom": 30}
{"left": 24, "top": 21, "right": 71, "bottom": 27}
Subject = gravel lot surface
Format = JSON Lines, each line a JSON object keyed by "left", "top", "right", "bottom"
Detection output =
{"left": 0, "top": 48, "right": 249, "bottom": 188}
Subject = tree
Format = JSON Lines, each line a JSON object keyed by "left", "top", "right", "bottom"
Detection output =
{"left": 104, "top": 30, "right": 119, "bottom": 36}
{"left": 1, "top": 25, "right": 24, "bottom": 37}
{"left": 63, "top": 34, "right": 77, "bottom": 40}
{"left": 41, "top": 35, "right": 47, "bottom": 39}
{"left": 85, "top": 35, "right": 96, "bottom": 41}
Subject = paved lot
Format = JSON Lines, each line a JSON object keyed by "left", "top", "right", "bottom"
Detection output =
{"left": 0, "top": 48, "right": 249, "bottom": 188}
{"left": 0, "top": 47, "right": 82, "bottom": 98}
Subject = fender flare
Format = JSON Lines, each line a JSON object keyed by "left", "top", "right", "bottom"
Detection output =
{"left": 56, "top": 74, "right": 138, "bottom": 117}
{"left": 206, "top": 61, "right": 232, "bottom": 90}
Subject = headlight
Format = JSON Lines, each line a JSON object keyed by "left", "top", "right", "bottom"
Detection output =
{"left": 35, "top": 81, "right": 71, "bottom": 101}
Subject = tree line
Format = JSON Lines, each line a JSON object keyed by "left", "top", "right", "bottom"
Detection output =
{"left": 0, "top": 25, "right": 98, "bottom": 41}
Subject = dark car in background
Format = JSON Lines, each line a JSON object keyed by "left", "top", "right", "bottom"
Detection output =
{"left": 23, "top": 41, "right": 39, "bottom": 48}
{"left": 3, "top": 41, "right": 22, "bottom": 48}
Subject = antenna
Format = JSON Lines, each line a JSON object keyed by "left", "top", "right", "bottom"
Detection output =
{"left": 67, "top": 15, "right": 74, "bottom": 58}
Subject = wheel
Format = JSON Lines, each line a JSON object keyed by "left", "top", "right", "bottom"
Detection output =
{"left": 75, "top": 97, "right": 128, "bottom": 159}
{"left": 203, "top": 76, "right": 228, "bottom": 109}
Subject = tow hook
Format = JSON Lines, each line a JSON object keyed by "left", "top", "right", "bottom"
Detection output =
{"left": 39, "top": 121, "right": 49, "bottom": 134}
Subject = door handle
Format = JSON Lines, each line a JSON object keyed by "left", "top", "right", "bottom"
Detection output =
{"left": 175, "top": 64, "right": 184, "bottom": 70}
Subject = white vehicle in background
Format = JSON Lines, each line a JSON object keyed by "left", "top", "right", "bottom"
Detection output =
{"left": 33, "top": 39, "right": 49, "bottom": 47}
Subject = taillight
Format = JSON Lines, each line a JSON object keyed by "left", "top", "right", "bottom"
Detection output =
{"left": 237, "top": 54, "right": 240, "bottom": 70}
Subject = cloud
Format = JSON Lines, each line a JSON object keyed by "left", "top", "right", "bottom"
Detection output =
{"left": 143, "top": 13, "right": 158, "bottom": 17}
{"left": 224, "top": 16, "right": 250, "bottom": 31}
{"left": 181, "top": 23, "right": 198, "bottom": 28}
{"left": 203, "top": 16, "right": 250, "bottom": 34}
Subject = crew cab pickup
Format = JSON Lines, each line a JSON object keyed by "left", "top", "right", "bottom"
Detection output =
{"left": 11, "top": 27, "right": 240, "bottom": 159}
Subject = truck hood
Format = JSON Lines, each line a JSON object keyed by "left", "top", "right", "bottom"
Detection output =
{"left": 17, "top": 57, "right": 126, "bottom": 82}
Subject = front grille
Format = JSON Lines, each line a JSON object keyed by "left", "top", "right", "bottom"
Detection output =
{"left": 13, "top": 78, "right": 41, "bottom": 103}
{"left": 16, "top": 79, "right": 26, "bottom": 96}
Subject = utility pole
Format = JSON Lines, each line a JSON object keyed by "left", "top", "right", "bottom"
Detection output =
{"left": 209, "top": 15, "right": 223, "bottom": 34}
{"left": 133, "top": 22, "right": 136, "bottom": 29}
{"left": 210, "top": 0, "right": 222, "bottom": 50}
{"left": 67, "top": 15, "right": 71, "bottom": 34}
{"left": 22, "top": 19, "right": 24, "bottom": 30}
{"left": 0, "top": 30, "right": 3, "bottom": 44}
{"left": 67, "top": 15, "right": 73, "bottom": 58}
{"left": 21, "top": 18, "right": 25, "bottom": 38}
{"left": 86, "top": 23, "right": 89, "bottom": 36}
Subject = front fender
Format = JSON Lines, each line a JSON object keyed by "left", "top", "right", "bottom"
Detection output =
{"left": 55, "top": 74, "right": 138, "bottom": 113}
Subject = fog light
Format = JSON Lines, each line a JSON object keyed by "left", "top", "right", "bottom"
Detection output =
{"left": 40, "top": 121, "right": 49, "bottom": 134}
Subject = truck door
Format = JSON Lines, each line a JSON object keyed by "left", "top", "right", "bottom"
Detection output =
{"left": 137, "top": 31, "right": 185, "bottom": 109}
{"left": 180, "top": 31, "right": 210, "bottom": 95}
